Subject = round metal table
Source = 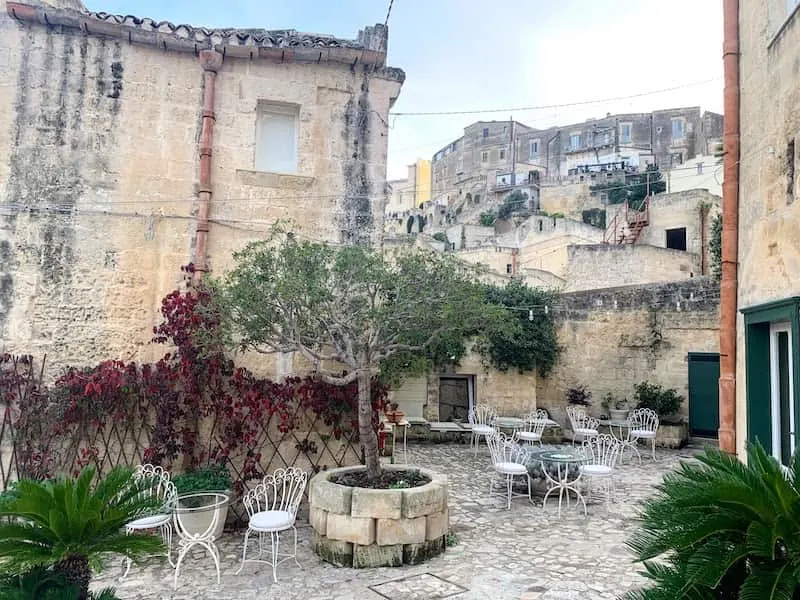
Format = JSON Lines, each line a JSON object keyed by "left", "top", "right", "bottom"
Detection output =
{"left": 493, "top": 416, "right": 526, "bottom": 435}
{"left": 527, "top": 448, "right": 587, "bottom": 517}
{"left": 603, "top": 419, "right": 641, "bottom": 464}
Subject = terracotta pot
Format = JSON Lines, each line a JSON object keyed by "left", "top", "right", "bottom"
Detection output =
{"left": 386, "top": 411, "right": 404, "bottom": 424}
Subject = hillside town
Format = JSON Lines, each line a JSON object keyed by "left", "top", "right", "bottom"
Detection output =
{"left": 0, "top": 0, "right": 797, "bottom": 599}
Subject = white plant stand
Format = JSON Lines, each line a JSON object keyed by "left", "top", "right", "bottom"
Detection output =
{"left": 173, "top": 492, "right": 230, "bottom": 589}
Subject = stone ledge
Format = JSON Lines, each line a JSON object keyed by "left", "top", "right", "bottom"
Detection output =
{"left": 351, "top": 486, "right": 402, "bottom": 519}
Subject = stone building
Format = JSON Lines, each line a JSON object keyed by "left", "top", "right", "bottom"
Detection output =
{"left": 0, "top": 0, "right": 403, "bottom": 375}
{"left": 429, "top": 108, "right": 723, "bottom": 204}
{"left": 734, "top": 0, "right": 800, "bottom": 459}
{"left": 385, "top": 158, "right": 431, "bottom": 215}
{"left": 430, "top": 120, "right": 537, "bottom": 208}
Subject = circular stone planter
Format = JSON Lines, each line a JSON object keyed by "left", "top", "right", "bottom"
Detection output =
{"left": 308, "top": 465, "right": 449, "bottom": 568}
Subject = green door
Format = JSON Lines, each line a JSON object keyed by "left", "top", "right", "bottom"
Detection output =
{"left": 688, "top": 352, "right": 720, "bottom": 437}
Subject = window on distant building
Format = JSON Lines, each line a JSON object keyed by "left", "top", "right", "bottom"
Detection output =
{"left": 672, "top": 118, "right": 685, "bottom": 140}
{"left": 483, "top": 128, "right": 489, "bottom": 138}
{"left": 666, "top": 227, "right": 687, "bottom": 251}
{"left": 255, "top": 102, "right": 299, "bottom": 173}
{"left": 569, "top": 133, "right": 581, "bottom": 149}
{"left": 457, "top": 156, "right": 464, "bottom": 174}
{"left": 530, "top": 139, "right": 539, "bottom": 159}
{"left": 499, "top": 148, "right": 506, "bottom": 160}
{"left": 506, "top": 263, "right": 513, "bottom": 274}
{"left": 481, "top": 151, "right": 489, "bottom": 163}
{"left": 619, "top": 123, "right": 632, "bottom": 144}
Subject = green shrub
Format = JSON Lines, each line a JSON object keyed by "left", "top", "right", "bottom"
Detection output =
{"left": 633, "top": 381, "right": 683, "bottom": 418}
{"left": 624, "top": 442, "right": 800, "bottom": 598}
{"left": 432, "top": 232, "right": 447, "bottom": 244}
{"left": 0, "top": 467, "right": 163, "bottom": 598}
{"left": 565, "top": 385, "right": 591, "bottom": 406}
{"left": 0, "top": 567, "right": 121, "bottom": 600}
{"left": 479, "top": 212, "right": 496, "bottom": 227}
{"left": 172, "top": 464, "right": 232, "bottom": 494}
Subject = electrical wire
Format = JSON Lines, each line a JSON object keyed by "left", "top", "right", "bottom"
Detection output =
{"left": 389, "top": 78, "right": 722, "bottom": 117}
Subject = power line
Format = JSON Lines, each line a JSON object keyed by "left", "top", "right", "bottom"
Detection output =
{"left": 389, "top": 78, "right": 722, "bottom": 117}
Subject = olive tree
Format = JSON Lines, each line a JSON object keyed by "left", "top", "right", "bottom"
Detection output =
{"left": 216, "top": 233, "right": 507, "bottom": 478}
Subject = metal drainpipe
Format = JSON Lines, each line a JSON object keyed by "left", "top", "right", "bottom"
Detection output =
{"left": 718, "top": 0, "right": 740, "bottom": 454}
{"left": 193, "top": 49, "right": 224, "bottom": 286}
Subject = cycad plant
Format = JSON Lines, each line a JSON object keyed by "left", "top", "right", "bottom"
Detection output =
{"left": 624, "top": 442, "right": 800, "bottom": 599}
{"left": 0, "top": 466, "right": 165, "bottom": 600}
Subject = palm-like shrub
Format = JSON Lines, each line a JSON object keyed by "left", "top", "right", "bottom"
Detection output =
{"left": 624, "top": 442, "right": 800, "bottom": 599}
{"left": 0, "top": 466, "right": 165, "bottom": 600}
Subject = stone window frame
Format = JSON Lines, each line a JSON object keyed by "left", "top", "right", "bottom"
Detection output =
{"left": 769, "top": 0, "right": 800, "bottom": 48}
{"left": 530, "top": 139, "right": 539, "bottom": 159}
{"left": 499, "top": 148, "right": 506, "bottom": 160}
{"left": 254, "top": 101, "right": 300, "bottom": 175}
{"left": 619, "top": 122, "right": 632, "bottom": 144}
{"left": 481, "top": 151, "right": 489, "bottom": 163}
{"left": 569, "top": 132, "right": 582, "bottom": 150}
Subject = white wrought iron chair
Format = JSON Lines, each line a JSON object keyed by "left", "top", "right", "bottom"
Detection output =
{"left": 628, "top": 408, "right": 660, "bottom": 461}
{"left": 580, "top": 434, "right": 621, "bottom": 510}
{"left": 121, "top": 464, "right": 177, "bottom": 580}
{"left": 237, "top": 467, "right": 308, "bottom": 582}
{"left": 469, "top": 404, "right": 497, "bottom": 455}
{"left": 517, "top": 409, "right": 549, "bottom": 446}
{"left": 566, "top": 405, "right": 599, "bottom": 446}
{"left": 486, "top": 431, "right": 532, "bottom": 509}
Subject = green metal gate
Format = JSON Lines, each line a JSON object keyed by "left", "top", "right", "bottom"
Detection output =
{"left": 688, "top": 352, "right": 720, "bottom": 437}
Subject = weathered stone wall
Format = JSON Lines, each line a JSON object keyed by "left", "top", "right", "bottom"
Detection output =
{"left": 426, "top": 350, "right": 538, "bottom": 420}
{"left": 538, "top": 182, "right": 595, "bottom": 216}
{"left": 637, "top": 189, "right": 721, "bottom": 273}
{"left": 537, "top": 278, "right": 720, "bottom": 424}
{"left": 454, "top": 246, "right": 515, "bottom": 276}
{"left": 564, "top": 244, "right": 700, "bottom": 292}
{"left": 0, "top": 3, "right": 402, "bottom": 377}
{"left": 736, "top": 1, "right": 800, "bottom": 456}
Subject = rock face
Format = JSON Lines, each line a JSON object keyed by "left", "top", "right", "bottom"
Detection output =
{"left": 309, "top": 465, "right": 449, "bottom": 568}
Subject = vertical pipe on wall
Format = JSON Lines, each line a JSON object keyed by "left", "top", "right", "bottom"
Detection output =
{"left": 719, "top": 0, "right": 740, "bottom": 454}
{"left": 193, "top": 50, "right": 223, "bottom": 286}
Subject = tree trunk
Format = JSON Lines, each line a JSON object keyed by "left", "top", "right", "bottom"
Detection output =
{"left": 357, "top": 366, "right": 381, "bottom": 479}
{"left": 54, "top": 553, "right": 91, "bottom": 600}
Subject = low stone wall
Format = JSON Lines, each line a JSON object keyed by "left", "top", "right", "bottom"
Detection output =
{"left": 309, "top": 465, "right": 449, "bottom": 568}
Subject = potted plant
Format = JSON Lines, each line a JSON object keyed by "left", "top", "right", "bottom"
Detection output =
{"left": 604, "top": 393, "right": 629, "bottom": 421}
{"left": 171, "top": 464, "right": 232, "bottom": 539}
{"left": 384, "top": 402, "right": 405, "bottom": 424}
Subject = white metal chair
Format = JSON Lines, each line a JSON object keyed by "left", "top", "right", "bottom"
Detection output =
{"left": 628, "top": 408, "right": 660, "bottom": 461}
{"left": 566, "top": 405, "right": 599, "bottom": 446}
{"left": 469, "top": 404, "right": 497, "bottom": 455}
{"left": 517, "top": 409, "right": 549, "bottom": 446}
{"left": 580, "top": 434, "right": 621, "bottom": 509}
{"left": 237, "top": 467, "right": 308, "bottom": 582}
{"left": 122, "top": 464, "right": 177, "bottom": 580}
{"left": 485, "top": 431, "right": 532, "bottom": 509}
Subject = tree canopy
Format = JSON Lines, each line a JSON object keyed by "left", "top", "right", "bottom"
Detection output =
{"left": 214, "top": 231, "right": 560, "bottom": 477}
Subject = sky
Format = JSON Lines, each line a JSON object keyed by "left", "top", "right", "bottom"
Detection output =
{"left": 83, "top": 1, "right": 724, "bottom": 180}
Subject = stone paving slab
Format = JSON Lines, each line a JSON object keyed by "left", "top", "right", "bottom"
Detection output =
{"left": 94, "top": 442, "right": 706, "bottom": 600}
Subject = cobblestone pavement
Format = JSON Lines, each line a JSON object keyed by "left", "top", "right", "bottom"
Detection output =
{"left": 95, "top": 442, "right": 706, "bottom": 600}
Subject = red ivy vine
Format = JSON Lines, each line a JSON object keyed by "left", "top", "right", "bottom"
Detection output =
{"left": 0, "top": 269, "right": 389, "bottom": 496}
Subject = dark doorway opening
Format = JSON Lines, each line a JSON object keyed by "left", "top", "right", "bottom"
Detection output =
{"left": 438, "top": 376, "right": 474, "bottom": 422}
{"left": 666, "top": 227, "right": 687, "bottom": 251}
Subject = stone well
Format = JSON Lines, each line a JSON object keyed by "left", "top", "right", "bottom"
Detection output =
{"left": 308, "top": 465, "right": 449, "bottom": 568}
